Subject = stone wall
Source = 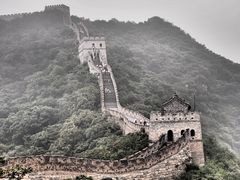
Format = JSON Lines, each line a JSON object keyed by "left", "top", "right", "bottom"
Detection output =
{"left": 149, "top": 112, "right": 202, "bottom": 141}
{"left": 44, "top": 4, "right": 71, "bottom": 25}
{"left": 106, "top": 109, "right": 148, "bottom": 134}
{"left": 4, "top": 133, "right": 191, "bottom": 179}
{"left": 189, "top": 140, "right": 205, "bottom": 166}
{"left": 0, "top": 13, "right": 37, "bottom": 21}
{"left": 24, "top": 145, "right": 191, "bottom": 180}
{"left": 0, "top": 4, "right": 71, "bottom": 25}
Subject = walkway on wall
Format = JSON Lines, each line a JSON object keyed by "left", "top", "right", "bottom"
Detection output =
{"left": 4, "top": 132, "right": 191, "bottom": 176}
{"left": 102, "top": 71, "right": 118, "bottom": 108}
{"left": 72, "top": 20, "right": 150, "bottom": 135}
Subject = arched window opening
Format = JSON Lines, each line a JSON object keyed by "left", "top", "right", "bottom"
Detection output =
{"left": 190, "top": 129, "right": 195, "bottom": 137}
{"left": 167, "top": 130, "right": 174, "bottom": 142}
{"left": 181, "top": 130, "right": 185, "bottom": 135}
{"left": 92, "top": 43, "right": 95, "bottom": 47}
{"left": 100, "top": 43, "right": 102, "bottom": 47}
{"left": 140, "top": 128, "right": 145, "bottom": 133}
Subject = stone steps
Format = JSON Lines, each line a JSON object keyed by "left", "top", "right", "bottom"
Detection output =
{"left": 102, "top": 72, "right": 118, "bottom": 108}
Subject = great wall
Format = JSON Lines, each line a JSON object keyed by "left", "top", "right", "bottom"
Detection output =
{"left": 0, "top": 5, "right": 205, "bottom": 180}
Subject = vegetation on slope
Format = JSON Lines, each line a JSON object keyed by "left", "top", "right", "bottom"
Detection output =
{"left": 0, "top": 17, "right": 149, "bottom": 160}
{"left": 78, "top": 16, "right": 240, "bottom": 155}
{"left": 0, "top": 13, "right": 240, "bottom": 180}
{"left": 72, "top": 16, "right": 240, "bottom": 178}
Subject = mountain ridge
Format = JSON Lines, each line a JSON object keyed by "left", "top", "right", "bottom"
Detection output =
{"left": 75, "top": 16, "right": 240, "bottom": 157}
{"left": 0, "top": 11, "right": 240, "bottom": 179}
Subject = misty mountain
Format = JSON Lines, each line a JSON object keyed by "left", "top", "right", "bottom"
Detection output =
{"left": 75, "top": 16, "right": 240, "bottom": 157}
{"left": 0, "top": 14, "right": 240, "bottom": 179}
{"left": 0, "top": 17, "right": 148, "bottom": 159}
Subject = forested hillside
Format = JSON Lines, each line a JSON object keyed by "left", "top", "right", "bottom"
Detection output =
{"left": 0, "top": 14, "right": 240, "bottom": 179}
{"left": 77, "top": 16, "right": 240, "bottom": 157}
{"left": 0, "top": 17, "right": 148, "bottom": 160}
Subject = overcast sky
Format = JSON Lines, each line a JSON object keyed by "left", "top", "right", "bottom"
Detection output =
{"left": 1, "top": 0, "right": 239, "bottom": 63}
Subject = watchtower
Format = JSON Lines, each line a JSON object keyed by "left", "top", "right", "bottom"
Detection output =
{"left": 44, "top": 4, "right": 71, "bottom": 25}
{"left": 78, "top": 36, "right": 108, "bottom": 73}
{"left": 149, "top": 93, "right": 205, "bottom": 166}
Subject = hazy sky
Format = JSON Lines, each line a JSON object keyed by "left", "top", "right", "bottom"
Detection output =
{"left": 1, "top": 0, "right": 239, "bottom": 63}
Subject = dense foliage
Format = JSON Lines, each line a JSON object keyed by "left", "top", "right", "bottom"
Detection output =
{"left": 0, "top": 13, "right": 240, "bottom": 179}
{"left": 0, "top": 17, "right": 148, "bottom": 159}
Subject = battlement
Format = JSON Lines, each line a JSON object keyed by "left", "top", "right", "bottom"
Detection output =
{"left": 0, "top": 12, "right": 36, "bottom": 21}
{"left": 150, "top": 111, "right": 200, "bottom": 122}
{"left": 79, "top": 36, "right": 105, "bottom": 45}
{"left": 4, "top": 132, "right": 191, "bottom": 179}
{"left": 119, "top": 106, "right": 150, "bottom": 126}
{"left": 44, "top": 4, "right": 70, "bottom": 12}
{"left": 0, "top": 4, "right": 71, "bottom": 25}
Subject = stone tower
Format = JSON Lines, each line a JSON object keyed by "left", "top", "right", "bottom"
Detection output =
{"left": 149, "top": 93, "right": 205, "bottom": 166}
{"left": 44, "top": 4, "right": 71, "bottom": 25}
{"left": 78, "top": 36, "right": 108, "bottom": 74}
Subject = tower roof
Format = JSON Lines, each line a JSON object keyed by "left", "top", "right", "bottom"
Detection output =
{"left": 162, "top": 93, "right": 191, "bottom": 113}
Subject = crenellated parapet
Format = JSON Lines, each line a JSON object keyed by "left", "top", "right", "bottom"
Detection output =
{"left": 0, "top": 4, "right": 71, "bottom": 25}
{"left": 106, "top": 108, "right": 149, "bottom": 134}
{"left": 0, "top": 12, "right": 37, "bottom": 21}
{"left": 4, "top": 131, "right": 191, "bottom": 178}
{"left": 151, "top": 111, "right": 200, "bottom": 123}
{"left": 44, "top": 4, "right": 70, "bottom": 11}
{"left": 118, "top": 106, "right": 150, "bottom": 126}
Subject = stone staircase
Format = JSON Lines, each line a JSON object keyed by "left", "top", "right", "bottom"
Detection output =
{"left": 102, "top": 71, "right": 118, "bottom": 109}
{"left": 73, "top": 20, "right": 149, "bottom": 133}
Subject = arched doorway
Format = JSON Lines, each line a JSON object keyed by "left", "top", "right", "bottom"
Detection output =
{"left": 167, "top": 130, "right": 174, "bottom": 142}
{"left": 190, "top": 129, "right": 195, "bottom": 137}
{"left": 181, "top": 130, "right": 185, "bottom": 135}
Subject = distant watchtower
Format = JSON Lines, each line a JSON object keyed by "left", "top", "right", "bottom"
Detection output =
{"left": 44, "top": 4, "right": 71, "bottom": 25}
{"left": 79, "top": 36, "right": 108, "bottom": 73}
{"left": 149, "top": 93, "right": 205, "bottom": 166}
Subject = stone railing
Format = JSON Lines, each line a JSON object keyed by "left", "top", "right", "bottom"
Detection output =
{"left": 98, "top": 72, "right": 106, "bottom": 112}
{"left": 106, "top": 109, "right": 148, "bottom": 134}
{"left": 4, "top": 131, "right": 190, "bottom": 174}
{"left": 118, "top": 106, "right": 150, "bottom": 126}
{"left": 106, "top": 65, "right": 120, "bottom": 108}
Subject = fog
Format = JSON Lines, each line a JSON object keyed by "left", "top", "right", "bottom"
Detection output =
{"left": 1, "top": 0, "right": 239, "bottom": 63}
